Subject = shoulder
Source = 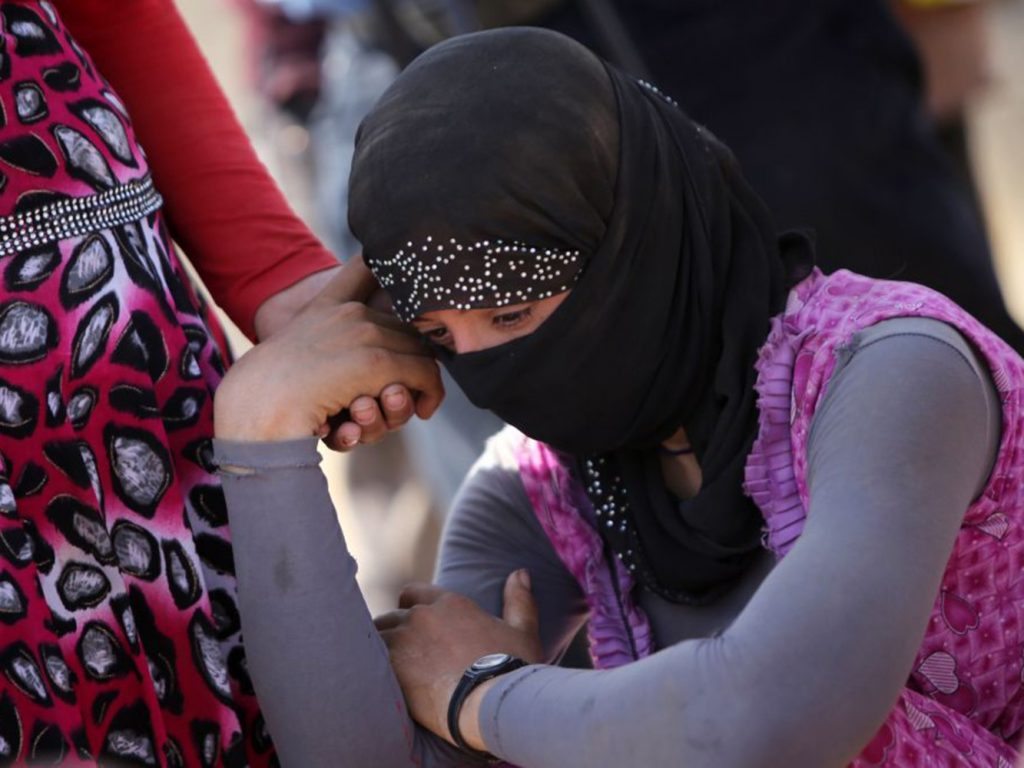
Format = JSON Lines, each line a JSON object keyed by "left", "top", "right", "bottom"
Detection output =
{"left": 808, "top": 317, "right": 999, "bottom": 501}
{"left": 443, "top": 426, "right": 540, "bottom": 554}
{"left": 840, "top": 317, "right": 988, "bottom": 376}
{"left": 818, "top": 316, "right": 996, "bottom": 426}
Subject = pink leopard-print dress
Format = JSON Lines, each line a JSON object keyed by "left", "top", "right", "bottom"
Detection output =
{"left": 517, "top": 269, "right": 1024, "bottom": 765}
{"left": 0, "top": 3, "right": 273, "bottom": 765}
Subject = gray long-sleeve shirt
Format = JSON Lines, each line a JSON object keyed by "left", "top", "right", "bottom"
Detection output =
{"left": 216, "top": 318, "right": 1001, "bottom": 767}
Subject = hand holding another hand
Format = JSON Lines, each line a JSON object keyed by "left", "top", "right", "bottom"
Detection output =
{"left": 375, "top": 571, "right": 544, "bottom": 753}
{"left": 215, "top": 257, "right": 444, "bottom": 444}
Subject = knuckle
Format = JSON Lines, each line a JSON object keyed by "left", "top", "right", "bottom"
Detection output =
{"left": 406, "top": 604, "right": 426, "bottom": 624}
{"left": 336, "top": 302, "right": 366, "bottom": 322}
{"left": 441, "top": 593, "right": 470, "bottom": 612}
{"left": 362, "top": 347, "right": 391, "bottom": 369}
{"left": 352, "top": 320, "right": 381, "bottom": 346}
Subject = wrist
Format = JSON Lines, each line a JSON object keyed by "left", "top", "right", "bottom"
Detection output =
{"left": 214, "top": 380, "right": 319, "bottom": 443}
{"left": 447, "top": 653, "right": 526, "bottom": 758}
{"left": 455, "top": 677, "right": 499, "bottom": 753}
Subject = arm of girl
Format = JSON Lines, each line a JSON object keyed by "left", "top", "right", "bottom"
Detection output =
{"left": 53, "top": 0, "right": 339, "bottom": 341}
{"left": 211, "top": 262, "right": 467, "bottom": 765}
{"left": 383, "top": 327, "right": 1008, "bottom": 767}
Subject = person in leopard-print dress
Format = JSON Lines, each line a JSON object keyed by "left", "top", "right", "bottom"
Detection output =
{"left": 0, "top": 1, "right": 338, "bottom": 765}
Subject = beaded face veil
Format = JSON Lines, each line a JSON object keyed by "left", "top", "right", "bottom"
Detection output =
{"left": 350, "top": 28, "right": 813, "bottom": 603}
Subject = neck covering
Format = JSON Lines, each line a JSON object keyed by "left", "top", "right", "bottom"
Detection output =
{"left": 350, "top": 28, "right": 813, "bottom": 602}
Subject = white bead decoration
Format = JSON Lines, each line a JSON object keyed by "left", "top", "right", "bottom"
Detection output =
{"left": 370, "top": 236, "right": 584, "bottom": 321}
{"left": 0, "top": 175, "right": 163, "bottom": 257}
{"left": 637, "top": 79, "right": 679, "bottom": 108}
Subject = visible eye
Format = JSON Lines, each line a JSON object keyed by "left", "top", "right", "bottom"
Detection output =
{"left": 420, "top": 326, "right": 453, "bottom": 347}
{"left": 492, "top": 307, "right": 533, "bottom": 329}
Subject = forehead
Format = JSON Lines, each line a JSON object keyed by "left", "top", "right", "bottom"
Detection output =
{"left": 368, "top": 236, "right": 584, "bottom": 322}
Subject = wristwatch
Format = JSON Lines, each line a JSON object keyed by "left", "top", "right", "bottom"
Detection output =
{"left": 447, "top": 653, "right": 526, "bottom": 760}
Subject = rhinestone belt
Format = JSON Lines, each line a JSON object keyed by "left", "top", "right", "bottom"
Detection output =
{"left": 0, "top": 175, "right": 164, "bottom": 257}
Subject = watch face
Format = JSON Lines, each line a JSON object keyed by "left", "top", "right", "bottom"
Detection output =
{"left": 472, "top": 653, "right": 512, "bottom": 672}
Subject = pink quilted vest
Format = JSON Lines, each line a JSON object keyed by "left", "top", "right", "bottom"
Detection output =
{"left": 516, "top": 269, "right": 1024, "bottom": 765}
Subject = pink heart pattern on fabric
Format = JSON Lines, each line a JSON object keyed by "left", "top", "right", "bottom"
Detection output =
{"left": 934, "top": 682, "right": 978, "bottom": 716}
{"left": 903, "top": 697, "right": 936, "bottom": 731}
{"left": 941, "top": 591, "right": 981, "bottom": 635}
{"left": 918, "top": 651, "right": 960, "bottom": 695}
{"left": 976, "top": 512, "right": 1011, "bottom": 540}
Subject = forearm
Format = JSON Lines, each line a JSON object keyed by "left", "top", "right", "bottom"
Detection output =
{"left": 475, "top": 617, "right": 855, "bottom": 767}
{"left": 474, "top": 525, "right": 942, "bottom": 768}
{"left": 215, "top": 437, "right": 468, "bottom": 767}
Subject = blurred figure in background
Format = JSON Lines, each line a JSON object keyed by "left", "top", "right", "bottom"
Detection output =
{"left": 246, "top": 1, "right": 1012, "bottom": 337}
{"left": 895, "top": 0, "right": 992, "bottom": 199}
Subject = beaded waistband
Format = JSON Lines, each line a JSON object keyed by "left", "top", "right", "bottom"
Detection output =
{"left": 0, "top": 175, "right": 163, "bottom": 257}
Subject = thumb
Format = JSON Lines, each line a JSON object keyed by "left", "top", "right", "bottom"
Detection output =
{"left": 502, "top": 569, "right": 538, "bottom": 637}
{"left": 311, "top": 255, "right": 378, "bottom": 306}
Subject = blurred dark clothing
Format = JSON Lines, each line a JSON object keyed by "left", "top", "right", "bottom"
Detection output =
{"left": 538, "top": 0, "right": 1024, "bottom": 351}
{"left": 244, "top": 0, "right": 1022, "bottom": 351}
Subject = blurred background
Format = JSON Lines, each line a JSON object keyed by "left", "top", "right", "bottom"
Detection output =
{"left": 176, "top": 0, "right": 1024, "bottom": 614}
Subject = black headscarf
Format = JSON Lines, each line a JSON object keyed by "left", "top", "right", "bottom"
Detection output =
{"left": 351, "top": 28, "right": 813, "bottom": 603}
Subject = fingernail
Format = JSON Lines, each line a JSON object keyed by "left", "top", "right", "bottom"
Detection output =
{"left": 342, "top": 435, "right": 358, "bottom": 447}
{"left": 351, "top": 401, "right": 372, "bottom": 413}
{"left": 383, "top": 391, "right": 407, "bottom": 410}
{"left": 517, "top": 569, "right": 531, "bottom": 590}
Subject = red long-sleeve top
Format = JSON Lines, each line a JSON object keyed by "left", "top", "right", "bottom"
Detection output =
{"left": 53, "top": 0, "right": 338, "bottom": 340}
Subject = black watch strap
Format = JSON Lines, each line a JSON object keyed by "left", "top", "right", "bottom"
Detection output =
{"left": 447, "top": 653, "right": 526, "bottom": 760}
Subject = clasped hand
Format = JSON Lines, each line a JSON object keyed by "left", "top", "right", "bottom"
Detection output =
{"left": 375, "top": 571, "right": 544, "bottom": 752}
{"left": 215, "top": 257, "right": 443, "bottom": 446}
{"left": 221, "top": 259, "right": 546, "bottom": 755}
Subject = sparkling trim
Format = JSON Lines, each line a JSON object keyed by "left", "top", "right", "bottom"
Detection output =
{"left": 516, "top": 437, "right": 655, "bottom": 670}
{"left": 369, "top": 236, "right": 584, "bottom": 321}
{"left": 585, "top": 456, "right": 632, "bottom": 546}
{"left": 637, "top": 78, "right": 679, "bottom": 108}
{"left": 584, "top": 453, "right": 707, "bottom": 604}
{"left": 0, "top": 175, "right": 163, "bottom": 257}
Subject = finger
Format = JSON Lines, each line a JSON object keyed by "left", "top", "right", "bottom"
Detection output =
{"left": 329, "top": 421, "right": 361, "bottom": 451}
{"left": 413, "top": 383, "right": 445, "bottom": 421}
{"left": 502, "top": 569, "right": 539, "bottom": 638}
{"left": 360, "top": 352, "right": 444, "bottom": 419}
{"left": 321, "top": 430, "right": 348, "bottom": 452}
{"left": 348, "top": 396, "right": 389, "bottom": 444}
{"left": 320, "top": 410, "right": 360, "bottom": 451}
{"left": 311, "top": 255, "right": 378, "bottom": 306}
{"left": 398, "top": 582, "right": 446, "bottom": 609}
{"left": 380, "top": 384, "right": 415, "bottom": 430}
{"left": 374, "top": 609, "right": 408, "bottom": 632}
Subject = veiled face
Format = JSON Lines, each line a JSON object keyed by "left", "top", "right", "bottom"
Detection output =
{"left": 411, "top": 291, "right": 571, "bottom": 354}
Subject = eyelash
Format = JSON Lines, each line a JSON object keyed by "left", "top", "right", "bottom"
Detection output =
{"left": 424, "top": 327, "right": 451, "bottom": 343}
{"left": 421, "top": 307, "right": 534, "bottom": 345}
{"left": 493, "top": 307, "right": 533, "bottom": 328}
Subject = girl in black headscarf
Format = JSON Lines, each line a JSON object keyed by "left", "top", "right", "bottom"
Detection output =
{"left": 350, "top": 24, "right": 816, "bottom": 603}
{"left": 214, "top": 26, "right": 1024, "bottom": 767}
